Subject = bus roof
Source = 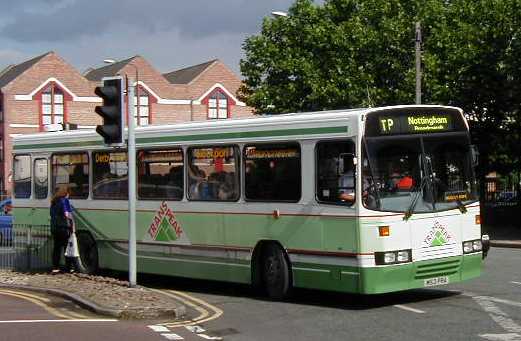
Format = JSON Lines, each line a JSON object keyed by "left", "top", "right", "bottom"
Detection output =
{"left": 12, "top": 105, "right": 460, "bottom": 152}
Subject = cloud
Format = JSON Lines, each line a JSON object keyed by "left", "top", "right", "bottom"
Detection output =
{"left": 1, "top": 0, "right": 320, "bottom": 75}
{"left": 1, "top": 0, "right": 296, "bottom": 43}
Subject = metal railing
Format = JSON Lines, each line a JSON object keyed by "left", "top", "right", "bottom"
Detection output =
{"left": 0, "top": 224, "right": 53, "bottom": 271}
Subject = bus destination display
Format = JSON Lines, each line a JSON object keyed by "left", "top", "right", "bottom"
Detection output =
{"left": 379, "top": 114, "right": 453, "bottom": 135}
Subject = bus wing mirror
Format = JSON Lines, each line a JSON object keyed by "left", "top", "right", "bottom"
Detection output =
{"left": 470, "top": 145, "right": 479, "bottom": 167}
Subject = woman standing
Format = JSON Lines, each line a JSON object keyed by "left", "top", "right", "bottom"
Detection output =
{"left": 50, "top": 185, "right": 78, "bottom": 273}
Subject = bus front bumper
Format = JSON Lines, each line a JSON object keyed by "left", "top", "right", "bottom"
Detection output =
{"left": 358, "top": 253, "right": 482, "bottom": 294}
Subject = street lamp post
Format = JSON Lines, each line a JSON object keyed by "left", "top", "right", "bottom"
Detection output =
{"left": 103, "top": 59, "right": 138, "bottom": 288}
{"left": 415, "top": 22, "right": 422, "bottom": 105}
{"left": 271, "top": 11, "right": 288, "bottom": 17}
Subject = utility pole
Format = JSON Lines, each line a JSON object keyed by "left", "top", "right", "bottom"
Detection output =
{"left": 415, "top": 22, "right": 422, "bottom": 105}
{"left": 127, "top": 80, "right": 137, "bottom": 288}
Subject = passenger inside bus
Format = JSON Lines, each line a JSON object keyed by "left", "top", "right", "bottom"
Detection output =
{"left": 388, "top": 170, "right": 414, "bottom": 191}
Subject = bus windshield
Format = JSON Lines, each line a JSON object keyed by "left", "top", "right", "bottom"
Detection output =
{"left": 362, "top": 133, "right": 479, "bottom": 213}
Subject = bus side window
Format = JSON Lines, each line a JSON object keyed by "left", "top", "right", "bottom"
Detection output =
{"left": 92, "top": 151, "right": 128, "bottom": 200}
{"left": 14, "top": 155, "right": 32, "bottom": 199}
{"left": 137, "top": 148, "right": 184, "bottom": 201}
{"left": 316, "top": 140, "right": 356, "bottom": 205}
{"left": 244, "top": 143, "right": 301, "bottom": 202}
{"left": 51, "top": 153, "right": 89, "bottom": 199}
{"left": 187, "top": 146, "right": 240, "bottom": 202}
{"left": 34, "top": 158, "right": 48, "bottom": 199}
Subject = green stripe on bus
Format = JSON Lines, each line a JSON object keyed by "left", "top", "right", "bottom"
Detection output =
{"left": 13, "top": 140, "right": 105, "bottom": 150}
{"left": 13, "top": 126, "right": 348, "bottom": 150}
{"left": 136, "top": 126, "right": 348, "bottom": 144}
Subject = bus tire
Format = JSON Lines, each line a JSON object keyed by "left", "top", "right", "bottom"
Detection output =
{"left": 262, "top": 243, "right": 292, "bottom": 300}
{"left": 76, "top": 231, "right": 99, "bottom": 274}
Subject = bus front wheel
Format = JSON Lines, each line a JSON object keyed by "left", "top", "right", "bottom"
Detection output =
{"left": 77, "top": 231, "right": 99, "bottom": 274}
{"left": 262, "top": 243, "right": 291, "bottom": 300}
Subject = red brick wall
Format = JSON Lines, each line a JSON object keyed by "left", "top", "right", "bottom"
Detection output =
{"left": 5, "top": 53, "right": 94, "bottom": 97}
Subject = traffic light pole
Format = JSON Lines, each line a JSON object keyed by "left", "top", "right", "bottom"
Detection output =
{"left": 127, "top": 83, "right": 137, "bottom": 288}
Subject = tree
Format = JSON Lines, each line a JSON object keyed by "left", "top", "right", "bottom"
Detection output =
{"left": 421, "top": 0, "right": 521, "bottom": 179}
{"left": 239, "top": 0, "right": 419, "bottom": 114}
{"left": 239, "top": 0, "right": 521, "bottom": 184}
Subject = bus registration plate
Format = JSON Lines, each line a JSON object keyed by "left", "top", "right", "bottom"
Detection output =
{"left": 424, "top": 276, "right": 449, "bottom": 287}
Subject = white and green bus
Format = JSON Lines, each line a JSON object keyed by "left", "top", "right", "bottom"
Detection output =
{"left": 12, "top": 105, "right": 484, "bottom": 298}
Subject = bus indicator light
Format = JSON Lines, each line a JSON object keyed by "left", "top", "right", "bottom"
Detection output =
{"left": 379, "top": 226, "right": 390, "bottom": 237}
{"left": 475, "top": 215, "right": 481, "bottom": 225}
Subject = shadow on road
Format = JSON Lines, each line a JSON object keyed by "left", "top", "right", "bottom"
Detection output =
{"left": 104, "top": 270, "right": 460, "bottom": 311}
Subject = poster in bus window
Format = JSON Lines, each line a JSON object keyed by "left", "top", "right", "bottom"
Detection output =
{"left": 34, "top": 160, "right": 47, "bottom": 185}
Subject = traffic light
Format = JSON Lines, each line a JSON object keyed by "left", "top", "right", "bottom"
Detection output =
{"left": 95, "top": 76, "right": 124, "bottom": 145}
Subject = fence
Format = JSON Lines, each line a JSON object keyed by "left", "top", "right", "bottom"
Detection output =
{"left": 0, "top": 224, "right": 53, "bottom": 271}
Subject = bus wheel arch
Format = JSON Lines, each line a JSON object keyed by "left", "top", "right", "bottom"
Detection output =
{"left": 76, "top": 230, "right": 99, "bottom": 274}
{"left": 251, "top": 240, "right": 293, "bottom": 300}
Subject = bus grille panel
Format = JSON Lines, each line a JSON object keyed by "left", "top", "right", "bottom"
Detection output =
{"left": 414, "top": 259, "right": 461, "bottom": 279}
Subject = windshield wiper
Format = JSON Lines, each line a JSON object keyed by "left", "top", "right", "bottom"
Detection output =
{"left": 455, "top": 199, "right": 467, "bottom": 214}
{"left": 403, "top": 175, "right": 429, "bottom": 221}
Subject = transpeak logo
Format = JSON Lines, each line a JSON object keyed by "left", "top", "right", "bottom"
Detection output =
{"left": 423, "top": 221, "right": 452, "bottom": 247}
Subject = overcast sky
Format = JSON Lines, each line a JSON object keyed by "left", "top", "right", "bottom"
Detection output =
{"left": 0, "top": 0, "right": 298, "bottom": 76}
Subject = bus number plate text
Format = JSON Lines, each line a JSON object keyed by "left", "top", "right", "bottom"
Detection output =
{"left": 424, "top": 276, "right": 449, "bottom": 287}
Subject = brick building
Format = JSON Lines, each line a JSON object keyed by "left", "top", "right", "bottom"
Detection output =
{"left": 0, "top": 52, "right": 253, "bottom": 195}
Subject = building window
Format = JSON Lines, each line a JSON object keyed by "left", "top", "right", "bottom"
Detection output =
{"left": 134, "top": 88, "right": 150, "bottom": 126}
{"left": 207, "top": 90, "right": 228, "bottom": 119}
{"left": 41, "top": 84, "right": 65, "bottom": 126}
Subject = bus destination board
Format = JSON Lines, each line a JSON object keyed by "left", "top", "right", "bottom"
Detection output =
{"left": 379, "top": 114, "right": 453, "bottom": 135}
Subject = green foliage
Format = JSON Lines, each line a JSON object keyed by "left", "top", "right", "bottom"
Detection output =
{"left": 239, "top": 0, "right": 521, "bottom": 176}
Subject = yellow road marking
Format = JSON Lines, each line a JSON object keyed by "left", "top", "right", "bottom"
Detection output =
{"left": 0, "top": 289, "right": 91, "bottom": 319}
{"left": 0, "top": 291, "right": 72, "bottom": 320}
{"left": 153, "top": 289, "right": 223, "bottom": 328}
{"left": 0, "top": 289, "right": 51, "bottom": 303}
{"left": 59, "top": 308, "right": 92, "bottom": 319}
{"left": 151, "top": 289, "right": 210, "bottom": 326}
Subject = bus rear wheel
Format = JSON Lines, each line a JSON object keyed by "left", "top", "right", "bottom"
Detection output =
{"left": 262, "top": 243, "right": 291, "bottom": 300}
{"left": 77, "top": 232, "right": 99, "bottom": 274}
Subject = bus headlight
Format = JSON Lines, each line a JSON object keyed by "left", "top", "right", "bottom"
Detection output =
{"left": 384, "top": 252, "right": 396, "bottom": 264}
{"left": 472, "top": 240, "right": 483, "bottom": 251}
{"left": 463, "top": 239, "right": 482, "bottom": 254}
{"left": 397, "top": 250, "right": 410, "bottom": 262}
{"left": 375, "top": 249, "right": 411, "bottom": 265}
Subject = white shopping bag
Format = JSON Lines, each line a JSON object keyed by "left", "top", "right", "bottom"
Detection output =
{"left": 65, "top": 232, "right": 80, "bottom": 258}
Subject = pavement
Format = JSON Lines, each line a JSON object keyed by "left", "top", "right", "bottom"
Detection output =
{"left": 0, "top": 271, "right": 186, "bottom": 320}
{"left": 487, "top": 225, "right": 521, "bottom": 249}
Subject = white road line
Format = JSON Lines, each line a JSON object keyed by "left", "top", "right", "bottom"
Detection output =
{"left": 475, "top": 296, "right": 521, "bottom": 309}
{"left": 149, "top": 325, "right": 171, "bottom": 332}
{"left": 511, "top": 281, "right": 521, "bottom": 286}
{"left": 160, "top": 333, "right": 184, "bottom": 340}
{"left": 474, "top": 297, "right": 521, "bottom": 333}
{"left": 197, "top": 334, "right": 222, "bottom": 340}
{"left": 0, "top": 319, "right": 118, "bottom": 323}
{"left": 479, "top": 333, "right": 521, "bottom": 341}
{"left": 393, "top": 304, "right": 425, "bottom": 314}
{"left": 185, "top": 325, "right": 205, "bottom": 333}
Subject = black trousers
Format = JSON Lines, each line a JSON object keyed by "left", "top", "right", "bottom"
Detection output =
{"left": 52, "top": 229, "right": 79, "bottom": 271}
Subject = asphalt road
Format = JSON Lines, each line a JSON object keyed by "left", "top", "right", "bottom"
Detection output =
{"left": 0, "top": 289, "right": 199, "bottom": 341}
{"left": 144, "top": 247, "right": 521, "bottom": 341}
{"left": 0, "top": 247, "right": 519, "bottom": 341}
